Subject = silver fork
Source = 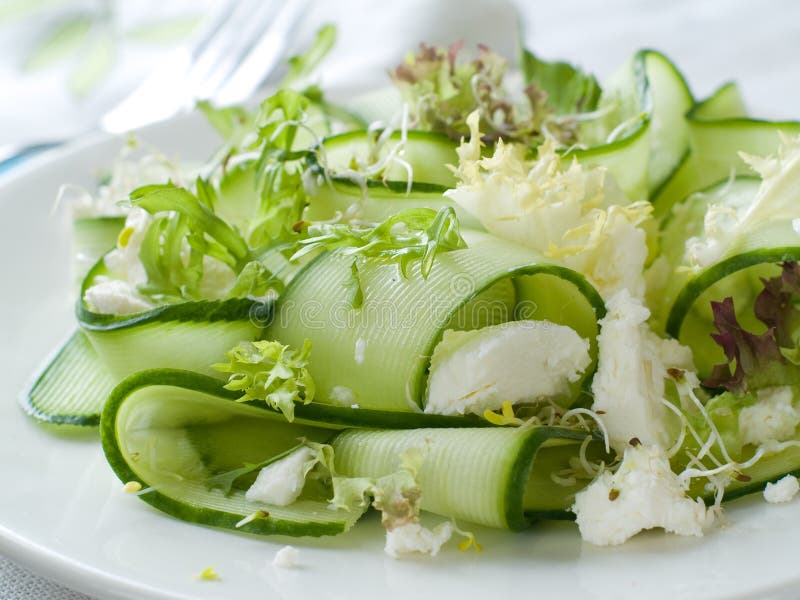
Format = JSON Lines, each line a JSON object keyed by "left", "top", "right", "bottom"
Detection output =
{"left": 0, "top": 0, "right": 309, "bottom": 164}
{"left": 102, "top": 0, "right": 310, "bottom": 133}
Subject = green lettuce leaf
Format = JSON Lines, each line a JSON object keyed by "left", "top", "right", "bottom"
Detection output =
{"left": 390, "top": 42, "right": 556, "bottom": 144}
{"left": 213, "top": 339, "right": 315, "bottom": 422}
{"left": 131, "top": 181, "right": 250, "bottom": 268}
{"left": 291, "top": 206, "right": 467, "bottom": 280}
{"left": 520, "top": 49, "right": 601, "bottom": 116}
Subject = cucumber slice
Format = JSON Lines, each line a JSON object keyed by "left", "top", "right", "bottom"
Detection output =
{"left": 21, "top": 330, "right": 115, "bottom": 426}
{"left": 101, "top": 369, "right": 484, "bottom": 537}
{"left": 78, "top": 255, "right": 266, "bottom": 381}
{"left": 304, "top": 129, "right": 466, "bottom": 223}
{"left": 692, "top": 81, "right": 747, "bottom": 120}
{"left": 304, "top": 177, "right": 480, "bottom": 227}
{"left": 79, "top": 298, "right": 265, "bottom": 380}
{"left": 311, "top": 129, "right": 457, "bottom": 187}
{"left": 654, "top": 177, "right": 800, "bottom": 376}
{"left": 653, "top": 85, "right": 800, "bottom": 218}
{"left": 267, "top": 231, "right": 604, "bottom": 412}
{"left": 638, "top": 50, "right": 693, "bottom": 195}
{"left": 332, "top": 427, "right": 604, "bottom": 529}
{"left": 575, "top": 50, "right": 692, "bottom": 202}
{"left": 101, "top": 370, "right": 360, "bottom": 537}
{"left": 711, "top": 444, "right": 800, "bottom": 503}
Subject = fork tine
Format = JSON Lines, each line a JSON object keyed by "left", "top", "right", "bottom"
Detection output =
{"left": 188, "top": 0, "right": 278, "bottom": 101}
{"left": 211, "top": 0, "right": 311, "bottom": 106}
{"left": 101, "top": 0, "right": 295, "bottom": 133}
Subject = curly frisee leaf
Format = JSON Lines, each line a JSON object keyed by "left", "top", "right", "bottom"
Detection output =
{"left": 291, "top": 206, "right": 467, "bottom": 284}
{"left": 213, "top": 339, "right": 315, "bottom": 421}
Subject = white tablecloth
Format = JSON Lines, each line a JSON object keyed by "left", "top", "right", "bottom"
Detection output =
{"left": 3, "top": 0, "right": 800, "bottom": 597}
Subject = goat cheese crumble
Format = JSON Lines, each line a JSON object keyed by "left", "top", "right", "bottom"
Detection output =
{"left": 246, "top": 447, "right": 314, "bottom": 506}
{"left": 572, "top": 444, "right": 711, "bottom": 545}
{"left": 739, "top": 386, "right": 800, "bottom": 447}
{"left": 83, "top": 277, "right": 154, "bottom": 315}
{"left": 425, "top": 320, "right": 591, "bottom": 416}
{"left": 591, "top": 289, "right": 693, "bottom": 450}
{"left": 763, "top": 475, "right": 800, "bottom": 504}
{"left": 384, "top": 522, "right": 453, "bottom": 558}
{"left": 272, "top": 545, "right": 300, "bottom": 568}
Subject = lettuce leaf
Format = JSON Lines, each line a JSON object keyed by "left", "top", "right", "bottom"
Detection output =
{"left": 705, "top": 264, "right": 800, "bottom": 393}
{"left": 213, "top": 339, "right": 315, "bottom": 422}
{"left": 291, "top": 206, "right": 467, "bottom": 279}
{"left": 390, "top": 42, "right": 556, "bottom": 145}
{"left": 520, "top": 49, "right": 601, "bottom": 116}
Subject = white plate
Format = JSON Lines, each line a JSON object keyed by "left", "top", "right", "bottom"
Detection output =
{"left": 3, "top": 73, "right": 800, "bottom": 600}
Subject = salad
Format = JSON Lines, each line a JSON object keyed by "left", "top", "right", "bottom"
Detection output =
{"left": 22, "top": 25, "right": 800, "bottom": 557}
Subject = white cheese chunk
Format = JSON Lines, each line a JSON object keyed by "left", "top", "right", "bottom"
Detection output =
{"left": 572, "top": 444, "right": 711, "bottom": 546}
{"left": 103, "top": 207, "right": 151, "bottom": 285}
{"left": 83, "top": 278, "right": 154, "bottom": 315}
{"left": 424, "top": 320, "right": 591, "bottom": 416}
{"left": 739, "top": 386, "right": 800, "bottom": 447}
{"left": 763, "top": 475, "right": 800, "bottom": 504}
{"left": 591, "top": 289, "right": 693, "bottom": 451}
{"left": 384, "top": 522, "right": 453, "bottom": 558}
{"left": 246, "top": 447, "right": 314, "bottom": 506}
{"left": 272, "top": 545, "right": 300, "bottom": 568}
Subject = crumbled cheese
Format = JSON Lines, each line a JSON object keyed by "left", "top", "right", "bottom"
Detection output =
{"left": 591, "top": 289, "right": 693, "bottom": 450}
{"left": 103, "top": 207, "right": 152, "bottom": 285}
{"left": 384, "top": 522, "right": 453, "bottom": 558}
{"left": 246, "top": 447, "right": 314, "bottom": 506}
{"left": 272, "top": 545, "right": 300, "bottom": 568}
{"left": 83, "top": 278, "right": 154, "bottom": 315}
{"left": 763, "top": 475, "right": 800, "bottom": 504}
{"left": 572, "top": 444, "right": 711, "bottom": 546}
{"left": 329, "top": 386, "right": 356, "bottom": 406}
{"left": 739, "top": 386, "right": 800, "bottom": 447}
{"left": 424, "top": 320, "right": 591, "bottom": 416}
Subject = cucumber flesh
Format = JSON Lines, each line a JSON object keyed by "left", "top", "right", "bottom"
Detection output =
{"left": 102, "top": 371, "right": 362, "bottom": 537}
{"left": 101, "top": 369, "right": 487, "bottom": 537}
{"left": 653, "top": 84, "right": 800, "bottom": 218}
{"left": 267, "top": 232, "right": 604, "bottom": 412}
{"left": 653, "top": 177, "right": 800, "bottom": 376}
{"left": 332, "top": 427, "right": 604, "bottom": 530}
{"left": 21, "top": 330, "right": 115, "bottom": 426}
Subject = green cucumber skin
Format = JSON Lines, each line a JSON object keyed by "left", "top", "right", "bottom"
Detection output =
{"left": 104, "top": 369, "right": 485, "bottom": 430}
{"left": 307, "top": 128, "right": 457, "bottom": 187}
{"left": 20, "top": 330, "right": 111, "bottom": 426}
{"left": 268, "top": 241, "right": 605, "bottom": 413}
{"left": 77, "top": 296, "right": 269, "bottom": 331}
{"left": 503, "top": 428, "right": 596, "bottom": 530}
{"left": 653, "top": 118, "right": 800, "bottom": 218}
{"left": 331, "top": 426, "right": 598, "bottom": 530}
{"left": 665, "top": 247, "right": 800, "bottom": 341}
{"left": 101, "top": 370, "right": 343, "bottom": 537}
{"left": 100, "top": 369, "right": 485, "bottom": 538}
